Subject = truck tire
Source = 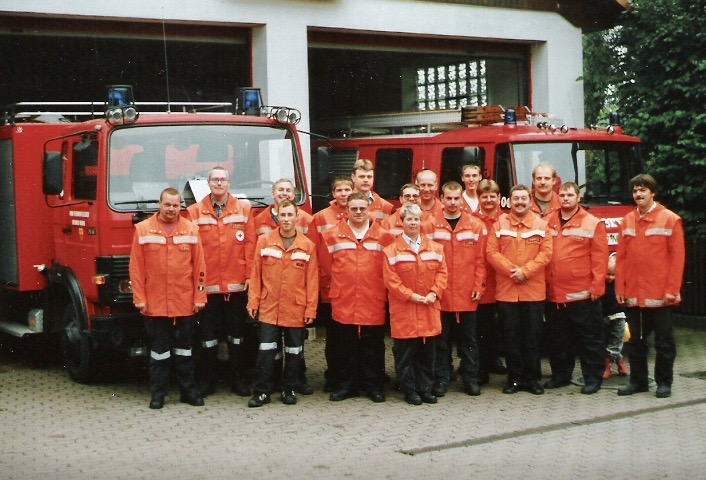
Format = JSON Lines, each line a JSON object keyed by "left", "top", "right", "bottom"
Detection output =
{"left": 60, "top": 304, "right": 96, "bottom": 383}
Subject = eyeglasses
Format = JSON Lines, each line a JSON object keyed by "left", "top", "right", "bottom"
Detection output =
{"left": 402, "top": 194, "right": 420, "bottom": 200}
{"left": 349, "top": 206, "right": 368, "bottom": 212}
{"left": 209, "top": 178, "right": 229, "bottom": 184}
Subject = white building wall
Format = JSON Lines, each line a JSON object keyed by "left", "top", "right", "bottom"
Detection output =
{"left": 4, "top": 0, "right": 586, "bottom": 174}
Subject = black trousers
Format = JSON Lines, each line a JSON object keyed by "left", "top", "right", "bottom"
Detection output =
{"left": 476, "top": 303, "right": 503, "bottom": 378}
{"left": 625, "top": 307, "right": 677, "bottom": 387}
{"left": 252, "top": 323, "right": 305, "bottom": 394}
{"left": 195, "top": 292, "right": 248, "bottom": 387}
{"left": 393, "top": 337, "right": 437, "bottom": 395}
{"left": 145, "top": 315, "right": 197, "bottom": 398}
{"left": 435, "top": 311, "right": 479, "bottom": 387}
{"left": 498, "top": 301, "right": 543, "bottom": 385}
{"left": 329, "top": 320, "right": 385, "bottom": 394}
{"left": 545, "top": 299, "right": 605, "bottom": 385}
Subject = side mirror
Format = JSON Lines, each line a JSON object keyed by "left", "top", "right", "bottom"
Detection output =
{"left": 43, "top": 151, "right": 64, "bottom": 195}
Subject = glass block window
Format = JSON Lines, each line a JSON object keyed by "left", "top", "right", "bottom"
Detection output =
{"left": 416, "top": 60, "right": 486, "bottom": 111}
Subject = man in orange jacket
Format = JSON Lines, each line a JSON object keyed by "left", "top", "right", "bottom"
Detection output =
{"left": 616, "top": 174, "right": 685, "bottom": 398}
{"left": 487, "top": 184, "right": 552, "bottom": 395}
{"left": 383, "top": 204, "right": 448, "bottom": 405}
{"left": 381, "top": 183, "right": 435, "bottom": 237}
{"left": 308, "top": 176, "right": 354, "bottom": 392}
{"left": 530, "top": 163, "right": 561, "bottom": 218}
{"left": 474, "top": 179, "right": 507, "bottom": 383}
{"left": 430, "top": 181, "right": 486, "bottom": 397}
{"left": 544, "top": 182, "right": 609, "bottom": 394}
{"left": 416, "top": 169, "right": 443, "bottom": 216}
{"left": 246, "top": 201, "right": 319, "bottom": 407}
{"left": 461, "top": 164, "right": 483, "bottom": 214}
{"left": 321, "top": 192, "right": 394, "bottom": 402}
{"left": 129, "top": 188, "right": 207, "bottom": 409}
{"left": 351, "top": 159, "right": 394, "bottom": 223}
{"left": 186, "top": 166, "right": 255, "bottom": 397}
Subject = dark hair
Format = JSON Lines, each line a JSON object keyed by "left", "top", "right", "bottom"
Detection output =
{"left": 629, "top": 174, "right": 658, "bottom": 193}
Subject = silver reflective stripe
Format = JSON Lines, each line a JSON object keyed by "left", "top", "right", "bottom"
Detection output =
{"left": 496, "top": 229, "right": 517, "bottom": 238}
{"left": 371, "top": 211, "right": 386, "bottom": 219}
{"left": 193, "top": 217, "right": 217, "bottom": 226}
{"left": 274, "top": 352, "right": 283, "bottom": 360}
{"left": 431, "top": 231, "right": 452, "bottom": 241}
{"left": 261, "top": 247, "right": 283, "bottom": 258}
{"left": 223, "top": 215, "right": 248, "bottom": 225}
{"left": 388, "top": 254, "right": 416, "bottom": 265}
{"left": 362, "top": 242, "right": 383, "bottom": 251}
{"left": 150, "top": 350, "right": 170, "bottom": 361}
{"left": 551, "top": 229, "right": 559, "bottom": 237}
{"left": 227, "top": 336, "right": 243, "bottom": 345}
{"left": 562, "top": 229, "right": 594, "bottom": 239}
{"left": 285, "top": 346, "right": 303, "bottom": 355}
{"left": 256, "top": 226, "right": 272, "bottom": 236}
{"left": 646, "top": 228, "right": 673, "bottom": 237}
{"left": 298, "top": 226, "right": 309, "bottom": 234}
{"left": 227, "top": 284, "right": 246, "bottom": 292}
{"left": 328, "top": 242, "right": 357, "bottom": 253}
{"left": 456, "top": 231, "right": 480, "bottom": 242}
{"left": 420, "top": 252, "right": 443, "bottom": 262}
{"left": 173, "top": 348, "right": 192, "bottom": 356}
{"left": 521, "top": 229, "right": 546, "bottom": 239}
{"left": 388, "top": 228, "right": 403, "bottom": 236}
{"left": 625, "top": 298, "right": 638, "bottom": 306}
{"left": 259, "top": 342, "right": 278, "bottom": 351}
{"left": 201, "top": 339, "right": 218, "bottom": 349}
{"left": 139, "top": 235, "right": 167, "bottom": 245}
{"left": 317, "top": 224, "right": 334, "bottom": 233}
{"left": 206, "top": 285, "right": 221, "bottom": 293}
{"left": 291, "top": 251, "right": 311, "bottom": 262}
{"left": 566, "top": 290, "right": 590, "bottom": 301}
{"left": 173, "top": 235, "right": 198, "bottom": 244}
{"left": 645, "top": 298, "right": 666, "bottom": 307}
{"left": 622, "top": 229, "right": 636, "bottom": 237}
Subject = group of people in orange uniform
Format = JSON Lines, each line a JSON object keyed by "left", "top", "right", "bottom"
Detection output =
{"left": 129, "top": 159, "right": 685, "bottom": 409}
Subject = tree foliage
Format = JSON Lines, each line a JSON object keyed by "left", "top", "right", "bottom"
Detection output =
{"left": 584, "top": 0, "right": 706, "bottom": 235}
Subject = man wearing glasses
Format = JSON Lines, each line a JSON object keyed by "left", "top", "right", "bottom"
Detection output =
{"left": 381, "top": 184, "right": 434, "bottom": 238}
{"left": 187, "top": 167, "right": 255, "bottom": 397}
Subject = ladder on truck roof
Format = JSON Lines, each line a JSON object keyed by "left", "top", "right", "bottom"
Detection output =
{"left": 1, "top": 101, "right": 234, "bottom": 125}
{"left": 314, "top": 105, "right": 546, "bottom": 138}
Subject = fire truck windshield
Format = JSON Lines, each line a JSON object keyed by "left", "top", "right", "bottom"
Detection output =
{"left": 107, "top": 124, "right": 302, "bottom": 210}
{"left": 511, "top": 141, "right": 642, "bottom": 205}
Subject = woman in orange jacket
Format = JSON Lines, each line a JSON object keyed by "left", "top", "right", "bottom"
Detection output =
{"left": 383, "top": 204, "right": 448, "bottom": 406}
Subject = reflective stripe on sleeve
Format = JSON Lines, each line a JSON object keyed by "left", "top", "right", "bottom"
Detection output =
{"left": 622, "top": 229, "right": 636, "bottom": 237}
{"left": 256, "top": 226, "right": 272, "bottom": 236}
{"left": 362, "top": 242, "right": 383, "bottom": 251}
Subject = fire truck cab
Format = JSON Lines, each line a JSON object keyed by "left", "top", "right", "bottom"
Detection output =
{"left": 312, "top": 106, "right": 643, "bottom": 246}
{"left": 0, "top": 86, "right": 309, "bottom": 382}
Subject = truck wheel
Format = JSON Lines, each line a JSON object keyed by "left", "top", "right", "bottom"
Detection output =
{"left": 60, "top": 304, "right": 96, "bottom": 383}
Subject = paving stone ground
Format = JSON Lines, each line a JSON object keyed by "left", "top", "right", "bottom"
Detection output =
{"left": 1, "top": 326, "right": 705, "bottom": 480}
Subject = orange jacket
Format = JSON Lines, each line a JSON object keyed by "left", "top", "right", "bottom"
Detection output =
{"left": 321, "top": 220, "right": 394, "bottom": 326}
{"left": 367, "top": 191, "right": 395, "bottom": 222}
{"left": 380, "top": 210, "right": 435, "bottom": 238}
{"left": 129, "top": 214, "right": 207, "bottom": 318}
{"left": 383, "top": 236, "right": 448, "bottom": 339}
{"left": 247, "top": 229, "right": 319, "bottom": 327}
{"left": 421, "top": 197, "right": 444, "bottom": 216}
{"left": 486, "top": 212, "right": 552, "bottom": 302}
{"left": 307, "top": 201, "right": 348, "bottom": 302}
{"left": 186, "top": 194, "right": 254, "bottom": 294}
{"left": 429, "top": 211, "right": 486, "bottom": 312}
{"left": 254, "top": 205, "right": 313, "bottom": 238}
{"left": 474, "top": 207, "right": 501, "bottom": 305}
{"left": 615, "top": 203, "right": 685, "bottom": 308}
{"left": 546, "top": 208, "right": 609, "bottom": 303}
{"left": 530, "top": 193, "right": 561, "bottom": 218}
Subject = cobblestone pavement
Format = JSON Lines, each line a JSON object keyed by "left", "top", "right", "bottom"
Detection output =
{"left": 1, "top": 326, "right": 705, "bottom": 480}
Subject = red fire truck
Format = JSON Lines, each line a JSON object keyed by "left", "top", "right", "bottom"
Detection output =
{"left": 0, "top": 86, "right": 309, "bottom": 382}
{"left": 312, "top": 106, "right": 643, "bottom": 245}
